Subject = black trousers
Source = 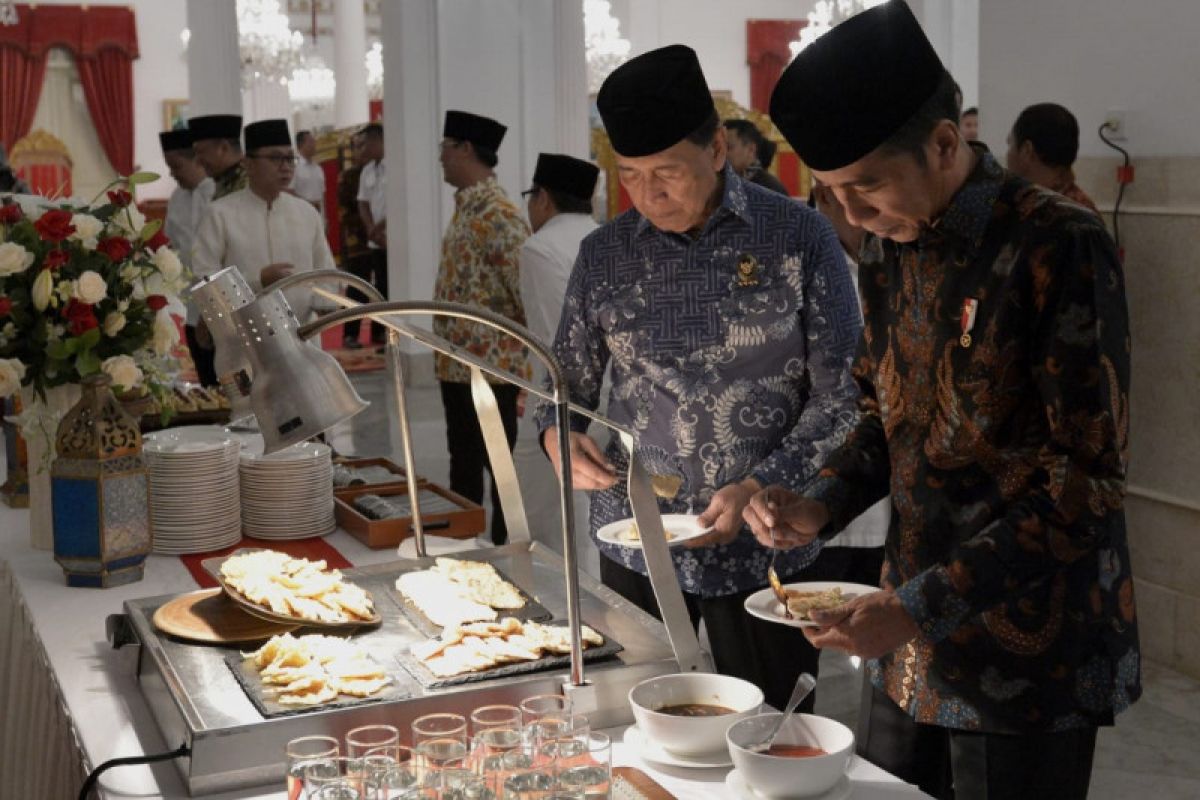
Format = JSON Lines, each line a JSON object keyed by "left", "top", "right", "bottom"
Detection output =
{"left": 439, "top": 381, "right": 519, "bottom": 545}
{"left": 184, "top": 324, "right": 218, "bottom": 387}
{"left": 600, "top": 545, "right": 885, "bottom": 712}
{"left": 343, "top": 249, "right": 388, "bottom": 341}
{"left": 858, "top": 682, "right": 1098, "bottom": 800}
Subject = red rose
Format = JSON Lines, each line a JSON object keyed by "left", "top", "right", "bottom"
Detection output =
{"left": 0, "top": 297, "right": 12, "bottom": 317}
{"left": 34, "top": 209, "right": 76, "bottom": 243}
{"left": 146, "top": 294, "right": 169, "bottom": 311}
{"left": 0, "top": 204, "right": 21, "bottom": 224}
{"left": 96, "top": 236, "right": 133, "bottom": 263}
{"left": 145, "top": 229, "right": 170, "bottom": 252}
{"left": 42, "top": 249, "right": 70, "bottom": 271}
{"left": 107, "top": 189, "right": 133, "bottom": 207}
{"left": 62, "top": 299, "right": 99, "bottom": 336}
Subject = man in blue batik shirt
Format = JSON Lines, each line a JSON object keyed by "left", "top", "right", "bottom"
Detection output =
{"left": 534, "top": 45, "right": 862, "bottom": 710}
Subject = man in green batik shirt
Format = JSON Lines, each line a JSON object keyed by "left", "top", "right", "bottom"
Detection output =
{"left": 188, "top": 114, "right": 247, "bottom": 200}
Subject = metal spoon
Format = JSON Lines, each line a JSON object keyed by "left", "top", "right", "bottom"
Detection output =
{"left": 748, "top": 671, "right": 817, "bottom": 753}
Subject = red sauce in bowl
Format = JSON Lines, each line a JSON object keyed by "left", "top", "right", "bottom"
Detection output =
{"left": 764, "top": 744, "right": 828, "bottom": 758}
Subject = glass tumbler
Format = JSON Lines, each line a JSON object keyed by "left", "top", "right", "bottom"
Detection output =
{"left": 286, "top": 735, "right": 340, "bottom": 800}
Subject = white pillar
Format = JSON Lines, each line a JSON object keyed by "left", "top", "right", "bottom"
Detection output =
{"left": 333, "top": 0, "right": 370, "bottom": 128}
{"left": 243, "top": 75, "right": 292, "bottom": 124}
{"left": 552, "top": 0, "right": 589, "bottom": 158}
{"left": 187, "top": 0, "right": 241, "bottom": 116}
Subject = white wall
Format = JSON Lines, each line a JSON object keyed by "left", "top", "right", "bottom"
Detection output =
{"left": 979, "top": 0, "right": 1200, "bottom": 158}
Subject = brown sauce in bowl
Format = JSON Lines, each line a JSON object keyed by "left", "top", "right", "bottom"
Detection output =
{"left": 656, "top": 703, "right": 735, "bottom": 717}
{"left": 765, "top": 744, "right": 828, "bottom": 757}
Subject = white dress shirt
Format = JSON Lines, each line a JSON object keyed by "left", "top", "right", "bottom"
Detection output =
{"left": 290, "top": 156, "right": 326, "bottom": 210}
{"left": 164, "top": 177, "right": 214, "bottom": 270}
{"left": 518, "top": 212, "right": 597, "bottom": 347}
{"left": 356, "top": 159, "right": 385, "bottom": 249}
{"left": 192, "top": 187, "right": 335, "bottom": 322}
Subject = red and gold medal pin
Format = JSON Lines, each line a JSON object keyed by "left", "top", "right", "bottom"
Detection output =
{"left": 960, "top": 298, "right": 978, "bottom": 347}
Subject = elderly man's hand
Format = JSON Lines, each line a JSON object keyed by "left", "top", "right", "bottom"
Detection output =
{"left": 802, "top": 589, "right": 919, "bottom": 660}
{"left": 260, "top": 262, "right": 295, "bottom": 287}
{"left": 542, "top": 427, "right": 618, "bottom": 491}
{"left": 687, "top": 478, "right": 761, "bottom": 548}
{"left": 743, "top": 486, "right": 828, "bottom": 550}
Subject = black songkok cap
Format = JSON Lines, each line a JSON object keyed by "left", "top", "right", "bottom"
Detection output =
{"left": 597, "top": 44, "right": 714, "bottom": 157}
{"left": 243, "top": 119, "right": 292, "bottom": 152}
{"left": 443, "top": 111, "right": 507, "bottom": 152}
{"left": 159, "top": 129, "right": 193, "bottom": 153}
{"left": 531, "top": 154, "right": 600, "bottom": 201}
{"left": 770, "top": 0, "right": 945, "bottom": 171}
{"left": 187, "top": 114, "right": 243, "bottom": 142}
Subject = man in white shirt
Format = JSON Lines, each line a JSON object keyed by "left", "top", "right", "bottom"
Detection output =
{"left": 161, "top": 129, "right": 217, "bottom": 384}
{"left": 192, "top": 119, "right": 335, "bottom": 370}
{"left": 290, "top": 130, "right": 326, "bottom": 214}
{"left": 518, "top": 153, "right": 600, "bottom": 349}
{"left": 354, "top": 123, "right": 387, "bottom": 347}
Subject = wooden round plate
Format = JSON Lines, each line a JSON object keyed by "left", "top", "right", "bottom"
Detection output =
{"left": 152, "top": 588, "right": 300, "bottom": 644}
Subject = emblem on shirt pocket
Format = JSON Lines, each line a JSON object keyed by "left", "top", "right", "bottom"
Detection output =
{"left": 736, "top": 253, "right": 760, "bottom": 287}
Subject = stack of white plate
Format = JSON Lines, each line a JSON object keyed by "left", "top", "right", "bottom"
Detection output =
{"left": 144, "top": 426, "right": 242, "bottom": 555}
{"left": 238, "top": 440, "right": 335, "bottom": 539}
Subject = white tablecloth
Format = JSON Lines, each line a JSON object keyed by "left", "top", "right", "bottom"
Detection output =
{"left": 0, "top": 497, "right": 926, "bottom": 799}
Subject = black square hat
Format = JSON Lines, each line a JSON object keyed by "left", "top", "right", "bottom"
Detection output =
{"left": 531, "top": 154, "right": 600, "bottom": 201}
{"left": 596, "top": 44, "right": 714, "bottom": 157}
{"left": 243, "top": 119, "right": 292, "bottom": 152}
{"left": 769, "top": 0, "right": 946, "bottom": 171}
{"left": 443, "top": 111, "right": 507, "bottom": 152}
{"left": 187, "top": 114, "right": 243, "bottom": 142}
{"left": 159, "top": 129, "right": 193, "bottom": 154}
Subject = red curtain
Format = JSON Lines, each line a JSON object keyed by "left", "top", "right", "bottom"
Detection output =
{"left": 77, "top": 49, "right": 135, "bottom": 175}
{"left": 0, "top": 5, "right": 138, "bottom": 172}
{"left": 0, "top": 46, "right": 47, "bottom": 150}
{"left": 746, "top": 20, "right": 806, "bottom": 113}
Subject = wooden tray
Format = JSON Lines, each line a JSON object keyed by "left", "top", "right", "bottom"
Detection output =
{"left": 331, "top": 456, "right": 420, "bottom": 494}
{"left": 151, "top": 588, "right": 299, "bottom": 644}
{"left": 388, "top": 561, "right": 553, "bottom": 638}
{"left": 334, "top": 482, "right": 485, "bottom": 549}
{"left": 613, "top": 767, "right": 676, "bottom": 800}
{"left": 201, "top": 549, "right": 382, "bottom": 632}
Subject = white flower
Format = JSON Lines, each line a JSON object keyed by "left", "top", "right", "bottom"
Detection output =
{"left": 103, "top": 311, "right": 127, "bottom": 337}
{"left": 119, "top": 263, "right": 140, "bottom": 282}
{"left": 118, "top": 298, "right": 129, "bottom": 312}
{"left": 68, "top": 214, "right": 104, "bottom": 249}
{"left": 142, "top": 271, "right": 168, "bottom": 298}
{"left": 0, "top": 242, "right": 34, "bottom": 276}
{"left": 101, "top": 355, "right": 143, "bottom": 390}
{"left": 150, "top": 245, "right": 183, "bottom": 282}
{"left": 111, "top": 205, "right": 146, "bottom": 239}
{"left": 0, "top": 357, "right": 25, "bottom": 397}
{"left": 31, "top": 269, "right": 53, "bottom": 311}
{"left": 152, "top": 308, "right": 179, "bottom": 356}
{"left": 74, "top": 270, "right": 108, "bottom": 304}
{"left": 56, "top": 280, "right": 74, "bottom": 302}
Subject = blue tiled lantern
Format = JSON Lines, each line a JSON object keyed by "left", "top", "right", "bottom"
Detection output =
{"left": 51, "top": 374, "right": 151, "bottom": 588}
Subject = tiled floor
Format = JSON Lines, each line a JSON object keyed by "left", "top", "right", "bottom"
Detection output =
{"left": 335, "top": 371, "right": 1200, "bottom": 798}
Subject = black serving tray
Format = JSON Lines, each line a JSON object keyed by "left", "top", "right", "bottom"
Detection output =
{"left": 388, "top": 562, "right": 553, "bottom": 638}
{"left": 224, "top": 649, "right": 409, "bottom": 719}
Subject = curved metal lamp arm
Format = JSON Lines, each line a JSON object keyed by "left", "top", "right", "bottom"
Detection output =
{"left": 267, "top": 269, "right": 386, "bottom": 304}
{"left": 299, "top": 300, "right": 588, "bottom": 686}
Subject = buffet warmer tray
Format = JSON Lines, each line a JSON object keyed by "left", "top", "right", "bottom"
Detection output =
{"left": 117, "top": 542, "right": 682, "bottom": 796}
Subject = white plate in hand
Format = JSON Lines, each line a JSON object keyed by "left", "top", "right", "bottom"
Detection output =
{"left": 743, "top": 581, "right": 881, "bottom": 629}
{"left": 596, "top": 514, "right": 709, "bottom": 549}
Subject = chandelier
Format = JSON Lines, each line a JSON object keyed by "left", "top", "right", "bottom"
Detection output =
{"left": 584, "top": 0, "right": 630, "bottom": 93}
{"left": 365, "top": 42, "right": 383, "bottom": 101}
{"left": 790, "top": 0, "right": 889, "bottom": 56}
{"left": 289, "top": 52, "right": 336, "bottom": 108}
{"left": 0, "top": 0, "right": 18, "bottom": 27}
{"left": 237, "top": 0, "right": 304, "bottom": 87}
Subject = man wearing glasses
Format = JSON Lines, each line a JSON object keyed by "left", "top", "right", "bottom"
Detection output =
{"left": 193, "top": 119, "right": 335, "bottom": 333}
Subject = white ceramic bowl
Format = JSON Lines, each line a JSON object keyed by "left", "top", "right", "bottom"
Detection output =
{"left": 628, "top": 673, "right": 764, "bottom": 756}
{"left": 726, "top": 713, "right": 854, "bottom": 798}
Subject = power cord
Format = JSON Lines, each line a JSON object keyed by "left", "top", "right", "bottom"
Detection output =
{"left": 77, "top": 742, "right": 191, "bottom": 800}
{"left": 1097, "top": 122, "right": 1132, "bottom": 258}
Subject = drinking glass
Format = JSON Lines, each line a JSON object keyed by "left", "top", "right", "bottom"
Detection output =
{"left": 309, "top": 783, "right": 363, "bottom": 800}
{"left": 471, "top": 726, "right": 526, "bottom": 780}
{"left": 470, "top": 705, "right": 523, "bottom": 735}
{"left": 518, "top": 695, "right": 571, "bottom": 727}
{"left": 413, "top": 713, "right": 470, "bottom": 775}
{"left": 347, "top": 725, "right": 402, "bottom": 758}
{"left": 286, "top": 735, "right": 340, "bottom": 800}
{"left": 528, "top": 715, "right": 589, "bottom": 749}
{"left": 305, "top": 756, "right": 367, "bottom": 797}
{"left": 425, "top": 767, "right": 494, "bottom": 799}
{"left": 500, "top": 762, "right": 557, "bottom": 800}
{"left": 553, "top": 733, "right": 611, "bottom": 800}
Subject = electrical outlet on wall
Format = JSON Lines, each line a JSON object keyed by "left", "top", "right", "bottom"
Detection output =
{"left": 1104, "top": 109, "right": 1127, "bottom": 141}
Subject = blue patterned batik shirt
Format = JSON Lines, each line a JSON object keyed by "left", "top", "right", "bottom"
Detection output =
{"left": 534, "top": 167, "right": 862, "bottom": 597}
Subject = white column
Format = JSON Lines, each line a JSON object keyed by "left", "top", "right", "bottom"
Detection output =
{"left": 333, "top": 0, "right": 370, "bottom": 128}
{"left": 186, "top": 0, "right": 241, "bottom": 116}
{"left": 552, "top": 0, "right": 589, "bottom": 158}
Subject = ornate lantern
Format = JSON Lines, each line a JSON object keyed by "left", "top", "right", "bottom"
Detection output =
{"left": 50, "top": 374, "right": 151, "bottom": 587}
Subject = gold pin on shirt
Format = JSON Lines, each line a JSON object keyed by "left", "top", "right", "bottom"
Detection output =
{"left": 960, "top": 298, "right": 978, "bottom": 348}
{"left": 736, "top": 253, "right": 759, "bottom": 286}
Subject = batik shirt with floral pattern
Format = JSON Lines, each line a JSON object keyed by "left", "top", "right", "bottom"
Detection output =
{"left": 534, "top": 167, "right": 861, "bottom": 597}
{"left": 212, "top": 162, "right": 247, "bottom": 201}
{"left": 434, "top": 176, "right": 531, "bottom": 384}
{"left": 808, "top": 147, "right": 1140, "bottom": 733}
